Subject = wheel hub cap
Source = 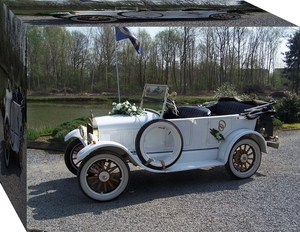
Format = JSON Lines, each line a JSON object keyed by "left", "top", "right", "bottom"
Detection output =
{"left": 240, "top": 153, "right": 248, "bottom": 163}
{"left": 99, "top": 171, "right": 110, "bottom": 182}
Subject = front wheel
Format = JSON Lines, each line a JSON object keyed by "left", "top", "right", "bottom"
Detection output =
{"left": 64, "top": 138, "right": 84, "bottom": 175}
{"left": 225, "top": 138, "right": 262, "bottom": 179}
{"left": 78, "top": 152, "right": 130, "bottom": 202}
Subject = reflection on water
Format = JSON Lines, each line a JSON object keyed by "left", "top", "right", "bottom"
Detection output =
{"left": 27, "top": 102, "right": 111, "bottom": 129}
{"left": 27, "top": 101, "right": 164, "bottom": 129}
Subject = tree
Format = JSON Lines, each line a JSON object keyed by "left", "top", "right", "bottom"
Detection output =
{"left": 284, "top": 29, "right": 300, "bottom": 95}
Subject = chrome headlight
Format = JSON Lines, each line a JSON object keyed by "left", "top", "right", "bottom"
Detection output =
{"left": 78, "top": 125, "right": 87, "bottom": 139}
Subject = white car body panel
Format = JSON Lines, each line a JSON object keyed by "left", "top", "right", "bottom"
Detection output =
{"left": 94, "top": 112, "right": 160, "bottom": 151}
{"left": 75, "top": 110, "right": 267, "bottom": 173}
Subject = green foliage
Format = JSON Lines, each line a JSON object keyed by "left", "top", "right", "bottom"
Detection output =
{"left": 275, "top": 92, "right": 300, "bottom": 123}
{"left": 282, "top": 123, "right": 300, "bottom": 129}
{"left": 283, "top": 30, "right": 300, "bottom": 94}
{"left": 214, "top": 83, "right": 238, "bottom": 99}
{"left": 27, "top": 27, "right": 288, "bottom": 95}
{"left": 53, "top": 130, "right": 69, "bottom": 143}
{"left": 51, "top": 116, "right": 88, "bottom": 138}
{"left": 243, "top": 84, "right": 265, "bottom": 94}
{"left": 27, "top": 128, "right": 40, "bottom": 141}
{"left": 273, "top": 117, "right": 284, "bottom": 127}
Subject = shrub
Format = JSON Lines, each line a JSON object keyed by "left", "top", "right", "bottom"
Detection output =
{"left": 27, "top": 128, "right": 40, "bottom": 141}
{"left": 243, "top": 84, "right": 265, "bottom": 94}
{"left": 273, "top": 118, "right": 284, "bottom": 128}
{"left": 52, "top": 116, "right": 88, "bottom": 137}
{"left": 275, "top": 92, "right": 300, "bottom": 123}
{"left": 214, "top": 83, "right": 237, "bottom": 99}
{"left": 53, "top": 129, "right": 69, "bottom": 143}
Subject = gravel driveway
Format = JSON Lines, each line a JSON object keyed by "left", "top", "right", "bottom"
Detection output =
{"left": 27, "top": 130, "right": 299, "bottom": 232}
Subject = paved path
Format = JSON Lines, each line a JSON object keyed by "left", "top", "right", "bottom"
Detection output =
{"left": 27, "top": 130, "right": 300, "bottom": 232}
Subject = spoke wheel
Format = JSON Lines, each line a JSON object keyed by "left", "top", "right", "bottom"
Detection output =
{"left": 4, "top": 122, "right": 10, "bottom": 168}
{"left": 209, "top": 13, "right": 241, "bottom": 20}
{"left": 78, "top": 152, "right": 130, "bottom": 202}
{"left": 225, "top": 138, "right": 261, "bottom": 179}
{"left": 69, "top": 15, "right": 117, "bottom": 23}
{"left": 135, "top": 119, "right": 183, "bottom": 170}
{"left": 64, "top": 138, "right": 84, "bottom": 175}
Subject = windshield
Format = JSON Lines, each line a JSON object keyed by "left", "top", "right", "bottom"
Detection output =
{"left": 140, "top": 84, "right": 169, "bottom": 113}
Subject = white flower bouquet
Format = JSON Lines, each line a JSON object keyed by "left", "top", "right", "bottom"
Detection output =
{"left": 109, "top": 101, "right": 144, "bottom": 116}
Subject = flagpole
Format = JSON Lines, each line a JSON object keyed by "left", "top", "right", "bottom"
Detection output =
{"left": 114, "top": 30, "right": 121, "bottom": 103}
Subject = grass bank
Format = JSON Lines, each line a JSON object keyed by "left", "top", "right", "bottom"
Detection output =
{"left": 27, "top": 95, "right": 214, "bottom": 105}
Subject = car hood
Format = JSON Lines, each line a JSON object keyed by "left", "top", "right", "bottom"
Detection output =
{"left": 94, "top": 111, "right": 160, "bottom": 131}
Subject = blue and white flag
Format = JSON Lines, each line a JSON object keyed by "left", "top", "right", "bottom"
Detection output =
{"left": 115, "top": 27, "right": 141, "bottom": 54}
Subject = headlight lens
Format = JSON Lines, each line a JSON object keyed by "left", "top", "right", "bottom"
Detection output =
{"left": 78, "top": 125, "right": 87, "bottom": 139}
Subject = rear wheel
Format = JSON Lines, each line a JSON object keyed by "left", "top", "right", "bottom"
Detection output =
{"left": 225, "top": 138, "right": 261, "bottom": 179}
{"left": 135, "top": 119, "right": 183, "bottom": 170}
{"left": 78, "top": 152, "right": 130, "bottom": 202}
{"left": 64, "top": 138, "right": 84, "bottom": 175}
{"left": 69, "top": 15, "right": 118, "bottom": 23}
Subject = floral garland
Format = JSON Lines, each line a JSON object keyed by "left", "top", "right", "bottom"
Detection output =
{"left": 109, "top": 101, "right": 144, "bottom": 116}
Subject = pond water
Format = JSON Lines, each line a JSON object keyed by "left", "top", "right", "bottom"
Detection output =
{"left": 27, "top": 102, "right": 112, "bottom": 129}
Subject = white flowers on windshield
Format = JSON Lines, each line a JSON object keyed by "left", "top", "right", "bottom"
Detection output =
{"left": 109, "top": 101, "right": 144, "bottom": 116}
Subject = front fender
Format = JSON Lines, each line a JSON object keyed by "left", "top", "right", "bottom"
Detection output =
{"left": 217, "top": 129, "right": 267, "bottom": 163}
{"left": 76, "top": 141, "right": 134, "bottom": 161}
{"left": 64, "top": 128, "right": 87, "bottom": 145}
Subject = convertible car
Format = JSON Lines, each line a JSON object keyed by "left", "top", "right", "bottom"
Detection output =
{"left": 64, "top": 84, "right": 278, "bottom": 201}
{"left": 51, "top": 9, "right": 241, "bottom": 23}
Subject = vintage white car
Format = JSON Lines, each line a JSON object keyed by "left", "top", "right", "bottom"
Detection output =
{"left": 64, "top": 84, "right": 278, "bottom": 201}
{"left": 51, "top": 9, "right": 240, "bottom": 23}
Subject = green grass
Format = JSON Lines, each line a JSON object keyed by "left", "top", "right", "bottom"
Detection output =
{"left": 282, "top": 123, "right": 300, "bottom": 130}
{"left": 27, "top": 116, "right": 88, "bottom": 143}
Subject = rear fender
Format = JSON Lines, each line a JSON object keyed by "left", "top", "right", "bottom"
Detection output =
{"left": 64, "top": 128, "right": 87, "bottom": 146}
{"left": 217, "top": 129, "right": 267, "bottom": 163}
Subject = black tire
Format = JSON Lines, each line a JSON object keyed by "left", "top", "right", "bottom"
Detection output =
{"left": 64, "top": 138, "right": 84, "bottom": 175}
{"left": 225, "top": 138, "right": 262, "bottom": 179}
{"left": 69, "top": 15, "right": 118, "bottom": 23}
{"left": 209, "top": 13, "right": 241, "bottom": 20}
{"left": 4, "top": 121, "right": 10, "bottom": 168}
{"left": 135, "top": 119, "right": 183, "bottom": 170}
{"left": 78, "top": 152, "right": 130, "bottom": 202}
